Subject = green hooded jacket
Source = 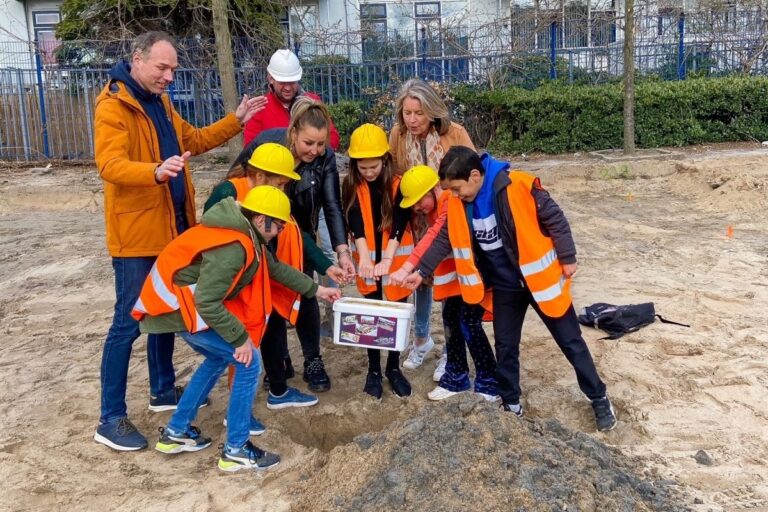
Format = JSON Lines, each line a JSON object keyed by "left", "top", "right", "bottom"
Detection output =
{"left": 139, "top": 197, "right": 318, "bottom": 347}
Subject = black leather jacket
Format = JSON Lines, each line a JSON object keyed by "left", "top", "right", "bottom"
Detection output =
{"left": 234, "top": 129, "right": 348, "bottom": 249}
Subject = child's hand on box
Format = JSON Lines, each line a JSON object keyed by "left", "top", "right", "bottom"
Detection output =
{"left": 326, "top": 265, "right": 347, "bottom": 285}
{"left": 317, "top": 285, "right": 342, "bottom": 303}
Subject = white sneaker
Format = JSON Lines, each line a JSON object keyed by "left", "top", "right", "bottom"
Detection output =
{"left": 476, "top": 392, "right": 501, "bottom": 403}
{"left": 427, "top": 386, "right": 464, "bottom": 401}
{"left": 432, "top": 354, "right": 447, "bottom": 382}
{"left": 402, "top": 336, "right": 435, "bottom": 370}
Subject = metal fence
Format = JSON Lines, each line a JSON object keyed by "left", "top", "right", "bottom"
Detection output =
{"left": 1, "top": 8, "right": 767, "bottom": 160}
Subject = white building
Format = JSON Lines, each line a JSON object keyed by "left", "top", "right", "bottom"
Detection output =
{"left": 0, "top": 0, "right": 62, "bottom": 68}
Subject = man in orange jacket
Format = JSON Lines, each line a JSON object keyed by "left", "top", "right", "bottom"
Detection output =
{"left": 93, "top": 31, "right": 266, "bottom": 452}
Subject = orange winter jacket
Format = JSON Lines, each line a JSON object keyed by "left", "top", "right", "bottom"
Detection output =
{"left": 94, "top": 80, "right": 242, "bottom": 257}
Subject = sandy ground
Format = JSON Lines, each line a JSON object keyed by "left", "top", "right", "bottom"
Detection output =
{"left": 0, "top": 143, "right": 766, "bottom": 511}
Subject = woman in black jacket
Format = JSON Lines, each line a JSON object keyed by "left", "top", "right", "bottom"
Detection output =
{"left": 234, "top": 98, "right": 355, "bottom": 392}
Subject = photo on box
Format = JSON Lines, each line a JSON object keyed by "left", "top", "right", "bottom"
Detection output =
{"left": 342, "top": 314, "right": 357, "bottom": 325}
{"left": 341, "top": 331, "right": 360, "bottom": 343}
{"left": 359, "top": 315, "right": 376, "bottom": 325}
{"left": 377, "top": 317, "right": 395, "bottom": 331}
{"left": 356, "top": 324, "right": 378, "bottom": 336}
{"left": 373, "top": 337, "right": 395, "bottom": 347}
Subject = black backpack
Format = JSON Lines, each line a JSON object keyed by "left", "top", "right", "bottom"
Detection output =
{"left": 577, "top": 302, "right": 689, "bottom": 340}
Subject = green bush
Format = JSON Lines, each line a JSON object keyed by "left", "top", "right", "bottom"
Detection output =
{"left": 453, "top": 76, "right": 768, "bottom": 154}
{"left": 327, "top": 100, "right": 366, "bottom": 151}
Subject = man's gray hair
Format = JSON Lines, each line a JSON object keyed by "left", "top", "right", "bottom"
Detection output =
{"left": 131, "top": 31, "right": 176, "bottom": 57}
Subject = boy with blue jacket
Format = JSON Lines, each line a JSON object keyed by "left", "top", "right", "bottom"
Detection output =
{"left": 401, "top": 146, "right": 617, "bottom": 432}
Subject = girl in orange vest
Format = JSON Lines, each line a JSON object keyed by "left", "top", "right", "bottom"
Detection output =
{"left": 341, "top": 124, "right": 414, "bottom": 399}
{"left": 390, "top": 165, "right": 499, "bottom": 402}
{"left": 402, "top": 146, "right": 617, "bottom": 432}
{"left": 206, "top": 143, "right": 347, "bottom": 421}
{"left": 133, "top": 187, "right": 341, "bottom": 471}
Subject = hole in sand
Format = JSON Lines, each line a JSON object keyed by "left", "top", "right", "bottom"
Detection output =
{"left": 278, "top": 406, "right": 399, "bottom": 452}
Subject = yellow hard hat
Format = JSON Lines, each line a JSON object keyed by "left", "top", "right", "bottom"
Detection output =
{"left": 241, "top": 185, "right": 292, "bottom": 223}
{"left": 246, "top": 142, "right": 300, "bottom": 180}
{"left": 399, "top": 165, "right": 439, "bottom": 208}
{"left": 348, "top": 123, "right": 389, "bottom": 159}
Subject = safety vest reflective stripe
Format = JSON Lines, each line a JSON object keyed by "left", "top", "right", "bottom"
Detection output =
{"left": 519, "top": 248, "right": 558, "bottom": 277}
{"left": 352, "top": 178, "right": 413, "bottom": 301}
{"left": 445, "top": 195, "right": 486, "bottom": 305}
{"left": 433, "top": 271, "right": 457, "bottom": 285}
{"left": 432, "top": 190, "right": 461, "bottom": 302}
{"left": 131, "top": 223, "right": 272, "bottom": 345}
{"left": 149, "top": 264, "right": 178, "bottom": 309}
{"left": 458, "top": 274, "right": 482, "bottom": 286}
{"left": 133, "top": 297, "right": 147, "bottom": 314}
{"left": 394, "top": 243, "right": 413, "bottom": 257}
{"left": 531, "top": 276, "right": 567, "bottom": 303}
{"left": 507, "top": 170, "right": 572, "bottom": 318}
{"left": 452, "top": 247, "right": 472, "bottom": 261}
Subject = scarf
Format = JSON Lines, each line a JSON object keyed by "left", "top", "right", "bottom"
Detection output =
{"left": 405, "top": 126, "right": 445, "bottom": 172}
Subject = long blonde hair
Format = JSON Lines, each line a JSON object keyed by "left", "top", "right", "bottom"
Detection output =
{"left": 394, "top": 78, "right": 451, "bottom": 136}
{"left": 286, "top": 96, "right": 332, "bottom": 155}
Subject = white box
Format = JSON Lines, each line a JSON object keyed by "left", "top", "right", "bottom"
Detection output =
{"left": 332, "top": 297, "right": 414, "bottom": 352}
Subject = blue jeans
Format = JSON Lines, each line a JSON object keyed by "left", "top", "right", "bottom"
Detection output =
{"left": 168, "top": 330, "right": 261, "bottom": 449}
{"left": 100, "top": 257, "right": 176, "bottom": 424}
{"left": 317, "top": 208, "right": 337, "bottom": 287}
{"left": 413, "top": 285, "right": 432, "bottom": 339}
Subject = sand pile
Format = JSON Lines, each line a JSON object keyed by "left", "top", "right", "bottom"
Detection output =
{"left": 291, "top": 395, "right": 687, "bottom": 512}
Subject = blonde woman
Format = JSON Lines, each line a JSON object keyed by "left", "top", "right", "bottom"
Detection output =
{"left": 388, "top": 78, "right": 476, "bottom": 377}
{"left": 233, "top": 97, "right": 355, "bottom": 393}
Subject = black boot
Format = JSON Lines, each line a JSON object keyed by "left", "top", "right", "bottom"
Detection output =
{"left": 303, "top": 355, "right": 331, "bottom": 392}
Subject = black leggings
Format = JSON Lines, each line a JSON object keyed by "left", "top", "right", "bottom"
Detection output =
{"left": 364, "top": 287, "right": 401, "bottom": 374}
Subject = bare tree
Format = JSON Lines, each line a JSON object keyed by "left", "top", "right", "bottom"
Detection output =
{"left": 623, "top": 0, "right": 636, "bottom": 154}
{"left": 211, "top": 0, "right": 241, "bottom": 159}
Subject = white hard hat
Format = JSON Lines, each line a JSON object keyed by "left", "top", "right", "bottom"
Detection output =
{"left": 267, "top": 49, "right": 302, "bottom": 82}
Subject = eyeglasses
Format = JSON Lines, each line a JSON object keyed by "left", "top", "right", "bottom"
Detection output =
{"left": 264, "top": 216, "right": 285, "bottom": 234}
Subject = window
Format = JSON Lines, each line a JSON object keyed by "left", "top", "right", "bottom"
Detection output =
{"left": 361, "top": 3, "right": 387, "bottom": 59}
{"left": 415, "top": 2, "right": 440, "bottom": 18}
{"left": 32, "top": 11, "right": 61, "bottom": 65}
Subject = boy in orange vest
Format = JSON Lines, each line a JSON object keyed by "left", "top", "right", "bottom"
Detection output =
{"left": 400, "top": 146, "right": 617, "bottom": 432}
{"left": 132, "top": 187, "right": 341, "bottom": 470}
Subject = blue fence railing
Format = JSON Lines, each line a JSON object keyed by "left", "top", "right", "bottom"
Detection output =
{"left": 1, "top": 9, "right": 767, "bottom": 160}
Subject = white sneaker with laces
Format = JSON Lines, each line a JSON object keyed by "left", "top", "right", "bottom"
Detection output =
{"left": 427, "top": 386, "right": 464, "bottom": 401}
{"left": 476, "top": 392, "right": 501, "bottom": 403}
{"left": 432, "top": 354, "right": 447, "bottom": 382}
{"left": 402, "top": 336, "right": 435, "bottom": 370}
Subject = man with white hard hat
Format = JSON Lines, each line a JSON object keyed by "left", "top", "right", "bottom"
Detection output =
{"left": 243, "top": 48, "right": 340, "bottom": 149}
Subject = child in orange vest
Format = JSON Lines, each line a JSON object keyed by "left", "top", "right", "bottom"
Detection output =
{"left": 400, "top": 146, "right": 617, "bottom": 432}
{"left": 206, "top": 143, "right": 346, "bottom": 421}
{"left": 341, "top": 124, "right": 414, "bottom": 399}
{"left": 390, "top": 165, "right": 499, "bottom": 402}
{"left": 133, "top": 187, "right": 341, "bottom": 471}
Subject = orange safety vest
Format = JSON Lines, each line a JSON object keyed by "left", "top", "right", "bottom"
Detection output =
{"left": 131, "top": 224, "right": 272, "bottom": 347}
{"left": 228, "top": 177, "right": 251, "bottom": 201}
{"left": 432, "top": 190, "right": 461, "bottom": 301}
{"left": 444, "top": 195, "right": 487, "bottom": 306}
{"left": 350, "top": 177, "right": 414, "bottom": 301}
{"left": 229, "top": 177, "right": 304, "bottom": 325}
{"left": 507, "top": 171, "right": 572, "bottom": 318}
{"left": 432, "top": 191, "right": 494, "bottom": 319}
